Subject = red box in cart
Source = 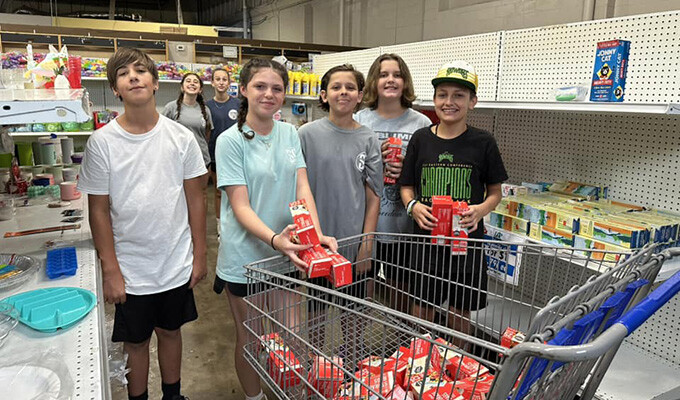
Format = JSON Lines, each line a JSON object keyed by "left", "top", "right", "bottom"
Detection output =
{"left": 334, "top": 370, "right": 396, "bottom": 399}
{"left": 446, "top": 354, "right": 488, "bottom": 381}
{"left": 409, "top": 369, "right": 452, "bottom": 398}
{"left": 384, "top": 137, "right": 403, "bottom": 184}
{"left": 325, "top": 249, "right": 353, "bottom": 288}
{"left": 308, "top": 355, "right": 345, "bottom": 398}
{"left": 388, "top": 385, "right": 415, "bottom": 400}
{"left": 422, "top": 383, "right": 464, "bottom": 400}
{"left": 260, "top": 333, "right": 302, "bottom": 389}
{"left": 431, "top": 196, "right": 454, "bottom": 245}
{"left": 431, "top": 338, "right": 460, "bottom": 373}
{"left": 289, "top": 199, "right": 320, "bottom": 245}
{"left": 451, "top": 201, "right": 469, "bottom": 255}
{"left": 500, "top": 327, "right": 525, "bottom": 349}
{"left": 453, "top": 373, "right": 494, "bottom": 400}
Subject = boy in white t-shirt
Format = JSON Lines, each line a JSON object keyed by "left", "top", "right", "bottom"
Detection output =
{"left": 78, "top": 48, "right": 207, "bottom": 400}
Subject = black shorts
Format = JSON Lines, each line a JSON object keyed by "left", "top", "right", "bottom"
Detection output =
{"left": 214, "top": 271, "right": 302, "bottom": 298}
{"left": 209, "top": 162, "right": 216, "bottom": 173}
{"left": 408, "top": 241, "right": 488, "bottom": 312}
{"left": 372, "top": 240, "right": 411, "bottom": 283}
{"left": 112, "top": 280, "right": 198, "bottom": 344}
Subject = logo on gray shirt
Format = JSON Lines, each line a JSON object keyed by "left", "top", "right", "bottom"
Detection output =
{"left": 355, "top": 152, "right": 366, "bottom": 172}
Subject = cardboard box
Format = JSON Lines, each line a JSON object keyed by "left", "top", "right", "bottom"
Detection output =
{"left": 348, "top": 369, "right": 396, "bottom": 398}
{"left": 501, "top": 183, "right": 528, "bottom": 197}
{"left": 261, "top": 333, "right": 302, "bottom": 389}
{"left": 308, "top": 355, "right": 344, "bottom": 398}
{"left": 541, "top": 226, "right": 574, "bottom": 247}
{"left": 300, "top": 244, "right": 333, "bottom": 278}
{"left": 431, "top": 338, "right": 460, "bottom": 374}
{"left": 325, "top": 249, "right": 353, "bottom": 288}
{"left": 289, "top": 199, "right": 320, "bottom": 245}
{"left": 388, "top": 386, "right": 416, "bottom": 400}
{"left": 431, "top": 196, "right": 454, "bottom": 244}
{"left": 445, "top": 354, "right": 489, "bottom": 381}
{"left": 409, "top": 370, "right": 452, "bottom": 399}
{"left": 590, "top": 39, "right": 630, "bottom": 102}
{"left": 453, "top": 373, "right": 495, "bottom": 400}
{"left": 422, "top": 383, "right": 464, "bottom": 400}
{"left": 451, "top": 201, "right": 469, "bottom": 255}
{"left": 500, "top": 327, "right": 525, "bottom": 349}
{"left": 573, "top": 234, "right": 628, "bottom": 262}
{"left": 384, "top": 137, "right": 403, "bottom": 184}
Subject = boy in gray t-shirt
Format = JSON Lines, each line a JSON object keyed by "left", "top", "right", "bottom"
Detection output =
{"left": 299, "top": 116, "right": 383, "bottom": 241}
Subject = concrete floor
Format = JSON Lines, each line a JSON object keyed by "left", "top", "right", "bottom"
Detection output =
{"left": 110, "top": 184, "right": 260, "bottom": 400}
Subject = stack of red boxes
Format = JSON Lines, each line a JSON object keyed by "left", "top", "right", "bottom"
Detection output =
{"left": 289, "top": 200, "right": 353, "bottom": 287}
{"left": 384, "top": 137, "right": 403, "bottom": 184}
{"left": 261, "top": 333, "right": 303, "bottom": 389}
{"left": 308, "top": 355, "right": 345, "bottom": 398}
{"left": 429, "top": 196, "right": 469, "bottom": 255}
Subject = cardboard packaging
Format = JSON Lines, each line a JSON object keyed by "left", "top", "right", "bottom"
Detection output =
{"left": 289, "top": 199, "right": 320, "bottom": 245}
{"left": 453, "top": 373, "right": 495, "bottom": 400}
{"left": 308, "top": 355, "right": 345, "bottom": 398}
{"left": 431, "top": 195, "right": 454, "bottom": 244}
{"left": 260, "top": 333, "right": 302, "bottom": 389}
{"left": 590, "top": 39, "right": 631, "bottom": 102}
{"left": 500, "top": 327, "right": 525, "bottom": 349}
{"left": 300, "top": 244, "right": 333, "bottom": 278}
{"left": 384, "top": 137, "right": 403, "bottom": 184}
{"left": 451, "top": 201, "right": 469, "bottom": 255}
{"left": 325, "top": 249, "right": 353, "bottom": 288}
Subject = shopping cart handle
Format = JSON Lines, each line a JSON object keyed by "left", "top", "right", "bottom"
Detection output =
{"left": 618, "top": 270, "right": 680, "bottom": 333}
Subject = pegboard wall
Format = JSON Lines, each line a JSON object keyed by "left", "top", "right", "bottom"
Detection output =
{"left": 499, "top": 10, "right": 680, "bottom": 103}
{"left": 312, "top": 48, "right": 382, "bottom": 82}
{"left": 381, "top": 32, "right": 502, "bottom": 102}
{"left": 494, "top": 110, "right": 680, "bottom": 212}
{"left": 628, "top": 295, "right": 680, "bottom": 365}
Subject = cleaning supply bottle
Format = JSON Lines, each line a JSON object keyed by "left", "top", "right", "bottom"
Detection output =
{"left": 315, "top": 74, "right": 321, "bottom": 97}
{"left": 310, "top": 74, "right": 317, "bottom": 97}
{"left": 293, "top": 72, "right": 302, "bottom": 95}
{"left": 287, "top": 70, "right": 294, "bottom": 94}
{"left": 301, "top": 72, "right": 310, "bottom": 96}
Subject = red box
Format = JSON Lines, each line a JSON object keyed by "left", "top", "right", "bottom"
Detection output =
{"left": 289, "top": 199, "right": 321, "bottom": 245}
{"left": 325, "top": 249, "right": 353, "bottom": 288}
{"left": 431, "top": 196, "right": 454, "bottom": 245}
{"left": 390, "top": 347, "right": 412, "bottom": 387}
{"left": 408, "top": 336, "right": 434, "bottom": 359}
{"left": 453, "top": 373, "right": 494, "bottom": 400}
{"left": 260, "top": 333, "right": 302, "bottom": 389}
{"left": 300, "top": 244, "right": 333, "bottom": 278}
{"left": 500, "top": 327, "right": 525, "bottom": 349}
{"left": 409, "top": 369, "right": 453, "bottom": 398}
{"left": 308, "top": 355, "right": 345, "bottom": 398}
{"left": 335, "top": 370, "right": 396, "bottom": 399}
{"left": 451, "top": 201, "right": 469, "bottom": 255}
{"left": 422, "top": 383, "right": 464, "bottom": 400}
{"left": 445, "top": 354, "right": 488, "bottom": 381}
{"left": 431, "top": 338, "right": 460, "bottom": 374}
{"left": 384, "top": 137, "right": 403, "bottom": 184}
{"left": 388, "top": 385, "right": 415, "bottom": 400}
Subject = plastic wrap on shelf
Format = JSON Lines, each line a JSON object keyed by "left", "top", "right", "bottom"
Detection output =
{"left": 0, "top": 348, "right": 74, "bottom": 400}
{"left": 0, "top": 253, "right": 41, "bottom": 292}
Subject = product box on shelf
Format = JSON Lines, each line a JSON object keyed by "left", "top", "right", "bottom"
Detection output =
{"left": 590, "top": 39, "right": 631, "bottom": 102}
{"left": 573, "top": 234, "right": 628, "bottom": 262}
{"left": 549, "top": 181, "right": 608, "bottom": 200}
{"left": 489, "top": 212, "right": 530, "bottom": 236}
{"left": 541, "top": 226, "right": 575, "bottom": 247}
{"left": 501, "top": 183, "right": 528, "bottom": 197}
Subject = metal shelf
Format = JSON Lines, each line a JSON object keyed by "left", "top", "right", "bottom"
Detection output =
{"left": 0, "top": 88, "right": 92, "bottom": 124}
{"left": 412, "top": 100, "right": 680, "bottom": 115}
{"left": 82, "top": 77, "right": 212, "bottom": 85}
{"left": 9, "top": 131, "right": 93, "bottom": 137}
{"left": 286, "top": 94, "right": 318, "bottom": 101}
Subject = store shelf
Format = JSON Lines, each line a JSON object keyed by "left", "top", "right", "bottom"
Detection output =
{"left": 286, "top": 94, "right": 318, "bottom": 101}
{"left": 82, "top": 77, "right": 213, "bottom": 85}
{"left": 412, "top": 100, "right": 680, "bottom": 115}
{"left": 0, "top": 88, "right": 92, "bottom": 124}
{"left": 596, "top": 341, "right": 680, "bottom": 400}
{"left": 9, "top": 131, "right": 93, "bottom": 137}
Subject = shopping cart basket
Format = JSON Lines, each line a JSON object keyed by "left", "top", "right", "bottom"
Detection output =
{"left": 242, "top": 233, "right": 680, "bottom": 400}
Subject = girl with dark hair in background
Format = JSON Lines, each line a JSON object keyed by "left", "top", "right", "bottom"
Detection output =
{"left": 163, "top": 72, "right": 214, "bottom": 167}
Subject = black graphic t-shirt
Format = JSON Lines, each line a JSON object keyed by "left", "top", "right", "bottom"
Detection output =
{"left": 399, "top": 124, "right": 508, "bottom": 239}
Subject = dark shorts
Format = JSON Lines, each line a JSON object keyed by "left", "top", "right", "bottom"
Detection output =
{"left": 112, "top": 280, "right": 198, "bottom": 344}
{"left": 372, "top": 240, "right": 411, "bottom": 283}
{"left": 214, "top": 271, "right": 302, "bottom": 298}
{"left": 209, "top": 162, "right": 216, "bottom": 173}
{"left": 408, "top": 241, "right": 488, "bottom": 312}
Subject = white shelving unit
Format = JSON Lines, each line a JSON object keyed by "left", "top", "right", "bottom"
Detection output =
{"left": 0, "top": 88, "right": 92, "bottom": 124}
{"left": 313, "top": 9, "right": 680, "bottom": 400}
{"left": 9, "top": 131, "right": 93, "bottom": 137}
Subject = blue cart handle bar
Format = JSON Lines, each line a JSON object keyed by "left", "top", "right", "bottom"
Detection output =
{"left": 618, "top": 267, "right": 680, "bottom": 333}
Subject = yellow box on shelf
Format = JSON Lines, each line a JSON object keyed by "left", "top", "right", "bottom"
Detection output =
{"left": 573, "top": 234, "right": 630, "bottom": 262}
{"left": 488, "top": 212, "right": 531, "bottom": 235}
{"left": 541, "top": 226, "right": 575, "bottom": 247}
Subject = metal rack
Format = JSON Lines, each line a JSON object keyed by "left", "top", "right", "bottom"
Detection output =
{"left": 312, "top": 8, "right": 680, "bottom": 400}
{"left": 0, "top": 88, "right": 92, "bottom": 124}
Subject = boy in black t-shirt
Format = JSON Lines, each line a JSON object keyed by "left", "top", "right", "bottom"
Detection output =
{"left": 398, "top": 61, "right": 508, "bottom": 336}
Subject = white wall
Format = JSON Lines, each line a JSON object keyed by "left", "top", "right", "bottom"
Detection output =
{"left": 249, "top": 0, "right": 680, "bottom": 46}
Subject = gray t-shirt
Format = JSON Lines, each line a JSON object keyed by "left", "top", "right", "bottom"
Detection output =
{"left": 354, "top": 108, "right": 432, "bottom": 234}
{"left": 162, "top": 101, "right": 214, "bottom": 165}
{"left": 299, "top": 117, "right": 383, "bottom": 240}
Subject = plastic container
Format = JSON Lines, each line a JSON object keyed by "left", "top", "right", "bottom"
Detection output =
{"left": 0, "top": 254, "right": 40, "bottom": 292}
{"left": 46, "top": 247, "right": 78, "bottom": 279}
{"left": 0, "top": 303, "right": 18, "bottom": 348}
{"left": 555, "top": 86, "right": 589, "bottom": 101}
{"left": 0, "top": 287, "right": 96, "bottom": 332}
{"left": 0, "top": 194, "right": 14, "bottom": 221}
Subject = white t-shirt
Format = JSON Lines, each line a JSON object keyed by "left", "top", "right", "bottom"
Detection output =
{"left": 78, "top": 115, "right": 207, "bottom": 295}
